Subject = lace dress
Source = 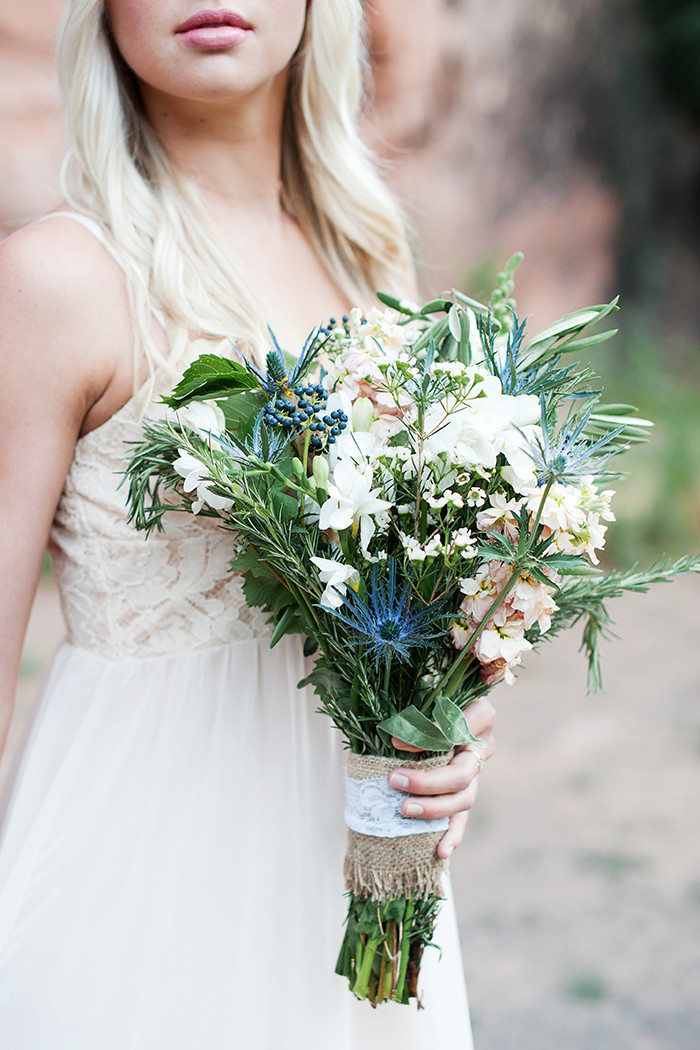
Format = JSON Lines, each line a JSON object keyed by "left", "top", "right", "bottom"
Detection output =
{"left": 0, "top": 218, "right": 473, "bottom": 1049}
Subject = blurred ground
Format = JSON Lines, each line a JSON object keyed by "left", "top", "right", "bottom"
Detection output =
{"left": 4, "top": 573, "right": 700, "bottom": 1048}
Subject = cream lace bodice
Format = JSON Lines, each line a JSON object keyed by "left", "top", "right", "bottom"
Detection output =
{"left": 49, "top": 377, "right": 272, "bottom": 661}
{"left": 41, "top": 211, "right": 272, "bottom": 659}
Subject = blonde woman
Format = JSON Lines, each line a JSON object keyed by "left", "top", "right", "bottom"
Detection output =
{"left": 0, "top": 2, "right": 495, "bottom": 1045}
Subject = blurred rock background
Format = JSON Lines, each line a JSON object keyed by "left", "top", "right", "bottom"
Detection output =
{"left": 1, "top": 1, "right": 699, "bottom": 1047}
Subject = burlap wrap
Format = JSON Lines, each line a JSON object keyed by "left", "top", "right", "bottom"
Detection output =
{"left": 344, "top": 751, "right": 454, "bottom": 902}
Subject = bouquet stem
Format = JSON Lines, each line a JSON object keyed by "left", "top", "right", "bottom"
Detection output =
{"left": 336, "top": 892, "right": 442, "bottom": 1006}
{"left": 337, "top": 752, "right": 452, "bottom": 1006}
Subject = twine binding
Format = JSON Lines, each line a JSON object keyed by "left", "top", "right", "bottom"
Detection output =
{"left": 344, "top": 751, "right": 454, "bottom": 902}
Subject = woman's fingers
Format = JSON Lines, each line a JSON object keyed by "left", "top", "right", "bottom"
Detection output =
{"left": 457, "top": 696, "right": 497, "bottom": 740}
{"left": 388, "top": 746, "right": 485, "bottom": 798}
{"left": 387, "top": 698, "right": 496, "bottom": 856}
{"left": 437, "top": 801, "right": 475, "bottom": 859}
{"left": 391, "top": 736, "right": 424, "bottom": 753}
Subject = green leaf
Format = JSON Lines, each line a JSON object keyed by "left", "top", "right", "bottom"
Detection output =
{"left": 269, "top": 483, "right": 298, "bottom": 523}
{"left": 375, "top": 291, "right": 417, "bottom": 315}
{"left": 239, "top": 570, "right": 284, "bottom": 613}
{"left": 163, "top": 354, "right": 259, "bottom": 406}
{"left": 378, "top": 707, "right": 452, "bottom": 752}
{"left": 219, "top": 391, "right": 263, "bottom": 437}
{"left": 303, "top": 636, "right": 319, "bottom": 657}
{"left": 521, "top": 300, "right": 619, "bottom": 364}
{"left": 448, "top": 305, "right": 462, "bottom": 340}
{"left": 542, "top": 329, "right": 618, "bottom": 356}
{"left": 270, "top": 605, "right": 298, "bottom": 648}
{"left": 452, "top": 289, "right": 490, "bottom": 313}
{"left": 542, "top": 553, "right": 591, "bottom": 572}
{"left": 420, "top": 298, "right": 452, "bottom": 315}
{"left": 297, "top": 665, "right": 346, "bottom": 697}
{"left": 434, "top": 696, "right": 484, "bottom": 747}
{"left": 231, "top": 549, "right": 294, "bottom": 616}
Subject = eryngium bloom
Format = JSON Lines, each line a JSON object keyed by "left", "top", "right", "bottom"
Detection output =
{"left": 322, "top": 559, "right": 445, "bottom": 669}
{"left": 525, "top": 406, "right": 626, "bottom": 485}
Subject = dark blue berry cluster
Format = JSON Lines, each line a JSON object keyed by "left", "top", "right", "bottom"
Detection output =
{"left": 262, "top": 385, "right": 349, "bottom": 452}
{"left": 318, "top": 314, "right": 351, "bottom": 339}
{"left": 308, "top": 408, "right": 349, "bottom": 450}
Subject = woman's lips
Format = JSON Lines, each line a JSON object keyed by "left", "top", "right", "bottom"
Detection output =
{"left": 175, "top": 9, "right": 252, "bottom": 49}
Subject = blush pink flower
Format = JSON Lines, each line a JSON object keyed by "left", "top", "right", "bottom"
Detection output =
{"left": 476, "top": 493, "right": 523, "bottom": 543}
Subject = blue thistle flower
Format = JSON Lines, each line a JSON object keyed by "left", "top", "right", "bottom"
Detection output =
{"left": 322, "top": 559, "right": 445, "bottom": 669}
{"left": 236, "top": 327, "right": 323, "bottom": 394}
{"left": 524, "top": 404, "right": 627, "bottom": 484}
{"left": 479, "top": 309, "right": 529, "bottom": 395}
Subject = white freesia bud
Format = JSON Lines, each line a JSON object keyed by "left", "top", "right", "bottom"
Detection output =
{"left": 448, "top": 305, "right": 462, "bottom": 341}
{"left": 312, "top": 455, "right": 329, "bottom": 491}
{"left": 352, "top": 397, "right": 374, "bottom": 432}
{"left": 292, "top": 457, "right": 305, "bottom": 480}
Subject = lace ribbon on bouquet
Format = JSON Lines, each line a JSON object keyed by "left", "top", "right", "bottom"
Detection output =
{"left": 343, "top": 752, "right": 454, "bottom": 901}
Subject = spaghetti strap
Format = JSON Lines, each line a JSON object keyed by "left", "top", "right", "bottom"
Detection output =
{"left": 35, "top": 211, "right": 126, "bottom": 272}
{"left": 36, "top": 210, "right": 167, "bottom": 330}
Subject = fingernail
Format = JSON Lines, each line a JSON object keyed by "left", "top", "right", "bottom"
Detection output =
{"left": 389, "top": 773, "right": 410, "bottom": 790}
{"left": 443, "top": 844, "right": 455, "bottom": 857}
{"left": 404, "top": 802, "right": 424, "bottom": 817}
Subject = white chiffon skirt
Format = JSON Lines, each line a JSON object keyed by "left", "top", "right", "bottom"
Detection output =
{"left": 0, "top": 637, "right": 472, "bottom": 1048}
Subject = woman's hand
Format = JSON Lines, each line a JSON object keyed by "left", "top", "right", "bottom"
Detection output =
{"left": 388, "top": 696, "right": 496, "bottom": 859}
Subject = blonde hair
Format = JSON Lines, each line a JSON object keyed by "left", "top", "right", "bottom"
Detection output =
{"left": 56, "top": 0, "right": 413, "bottom": 392}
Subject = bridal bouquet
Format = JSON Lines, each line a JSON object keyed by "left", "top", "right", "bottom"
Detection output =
{"left": 124, "top": 259, "right": 700, "bottom": 1006}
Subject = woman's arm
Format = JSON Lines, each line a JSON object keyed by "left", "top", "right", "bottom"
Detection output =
{"left": 0, "top": 219, "right": 131, "bottom": 760}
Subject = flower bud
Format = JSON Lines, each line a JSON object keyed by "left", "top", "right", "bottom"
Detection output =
{"left": 352, "top": 397, "right": 374, "bottom": 432}
{"left": 312, "top": 455, "right": 329, "bottom": 491}
{"left": 292, "top": 457, "right": 305, "bottom": 480}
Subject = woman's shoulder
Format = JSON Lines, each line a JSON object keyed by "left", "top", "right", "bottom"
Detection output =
{"left": 0, "top": 210, "right": 132, "bottom": 384}
{"left": 0, "top": 210, "right": 136, "bottom": 436}
{"left": 0, "top": 210, "right": 125, "bottom": 307}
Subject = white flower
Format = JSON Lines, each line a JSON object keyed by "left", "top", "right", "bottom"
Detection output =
{"left": 173, "top": 449, "right": 209, "bottom": 493}
{"left": 421, "top": 375, "right": 540, "bottom": 477}
{"left": 401, "top": 535, "right": 428, "bottom": 562}
{"left": 319, "top": 457, "right": 392, "bottom": 555}
{"left": 466, "top": 487, "right": 486, "bottom": 508}
{"left": 399, "top": 531, "right": 443, "bottom": 562}
{"left": 432, "top": 361, "right": 468, "bottom": 378}
{"left": 424, "top": 534, "right": 444, "bottom": 558}
{"left": 474, "top": 623, "right": 532, "bottom": 665}
{"left": 525, "top": 482, "right": 586, "bottom": 533}
{"left": 172, "top": 449, "right": 234, "bottom": 515}
{"left": 177, "top": 400, "right": 226, "bottom": 440}
{"left": 426, "top": 488, "right": 464, "bottom": 510}
{"left": 452, "top": 527, "right": 477, "bottom": 554}
{"left": 309, "top": 556, "right": 360, "bottom": 609}
{"left": 578, "top": 476, "right": 616, "bottom": 520}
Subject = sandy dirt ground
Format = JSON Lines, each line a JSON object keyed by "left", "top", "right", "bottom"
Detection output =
{"left": 3, "top": 574, "right": 700, "bottom": 1049}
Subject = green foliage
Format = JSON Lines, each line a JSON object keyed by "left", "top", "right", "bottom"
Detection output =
{"left": 163, "top": 353, "right": 259, "bottom": 406}
{"left": 543, "top": 555, "right": 700, "bottom": 689}
{"left": 336, "top": 892, "right": 442, "bottom": 1005}
{"left": 378, "top": 696, "right": 484, "bottom": 752}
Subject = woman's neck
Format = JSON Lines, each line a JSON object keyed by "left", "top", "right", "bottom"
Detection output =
{"left": 140, "top": 78, "right": 287, "bottom": 218}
